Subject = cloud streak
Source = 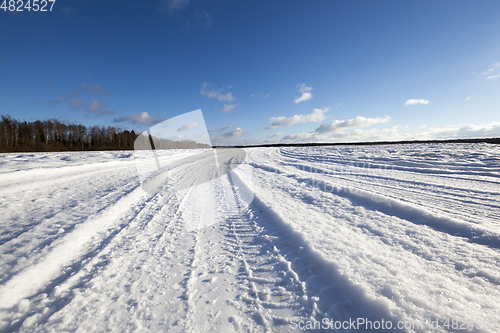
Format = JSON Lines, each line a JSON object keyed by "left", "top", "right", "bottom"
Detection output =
{"left": 39, "top": 83, "right": 112, "bottom": 117}
{"left": 200, "top": 83, "right": 234, "bottom": 102}
{"left": 251, "top": 92, "right": 270, "bottom": 98}
{"left": 209, "top": 125, "right": 250, "bottom": 146}
{"left": 220, "top": 104, "right": 237, "bottom": 113}
{"left": 415, "top": 122, "right": 500, "bottom": 140}
{"left": 268, "top": 132, "right": 286, "bottom": 138}
{"left": 315, "top": 116, "right": 391, "bottom": 134}
{"left": 221, "top": 127, "right": 245, "bottom": 138}
{"left": 481, "top": 62, "right": 500, "bottom": 79}
{"left": 273, "top": 121, "right": 500, "bottom": 145}
{"left": 114, "top": 112, "right": 163, "bottom": 126}
{"left": 69, "top": 96, "right": 85, "bottom": 109}
{"left": 404, "top": 99, "right": 430, "bottom": 106}
{"left": 209, "top": 125, "right": 233, "bottom": 133}
{"left": 266, "top": 108, "right": 328, "bottom": 129}
{"left": 86, "top": 101, "right": 114, "bottom": 116}
{"left": 293, "top": 83, "right": 313, "bottom": 104}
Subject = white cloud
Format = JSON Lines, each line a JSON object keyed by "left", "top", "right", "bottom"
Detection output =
{"left": 275, "top": 121, "right": 500, "bottom": 144}
{"left": 282, "top": 132, "right": 315, "bottom": 142}
{"left": 39, "top": 84, "right": 111, "bottom": 115}
{"left": 293, "top": 83, "right": 313, "bottom": 104}
{"left": 416, "top": 122, "right": 500, "bottom": 140}
{"left": 268, "top": 132, "right": 286, "bottom": 138}
{"left": 88, "top": 101, "right": 103, "bottom": 113}
{"left": 266, "top": 108, "right": 328, "bottom": 129}
{"left": 277, "top": 126, "right": 402, "bottom": 144}
{"left": 315, "top": 116, "right": 390, "bottom": 134}
{"left": 294, "top": 93, "right": 312, "bottom": 104}
{"left": 177, "top": 122, "right": 198, "bottom": 132}
{"left": 220, "top": 104, "right": 237, "bottom": 113}
{"left": 87, "top": 101, "right": 114, "bottom": 116}
{"left": 481, "top": 62, "right": 500, "bottom": 78}
{"left": 114, "top": 112, "right": 163, "bottom": 126}
{"left": 476, "top": 62, "right": 500, "bottom": 79}
{"left": 209, "top": 126, "right": 251, "bottom": 146}
{"left": 221, "top": 127, "right": 245, "bottom": 138}
{"left": 465, "top": 96, "right": 472, "bottom": 101}
{"left": 39, "top": 93, "right": 85, "bottom": 110}
{"left": 404, "top": 99, "right": 430, "bottom": 106}
{"left": 272, "top": 115, "right": 392, "bottom": 143}
{"left": 200, "top": 83, "right": 234, "bottom": 102}
{"left": 209, "top": 125, "right": 233, "bottom": 133}
{"left": 251, "top": 92, "right": 270, "bottom": 98}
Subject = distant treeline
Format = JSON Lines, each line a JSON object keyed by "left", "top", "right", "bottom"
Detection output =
{"left": 214, "top": 137, "right": 500, "bottom": 149}
{"left": 0, "top": 115, "right": 210, "bottom": 153}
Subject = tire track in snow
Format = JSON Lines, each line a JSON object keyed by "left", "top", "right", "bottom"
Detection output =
{"left": 279, "top": 147, "right": 500, "bottom": 183}
{"left": 0, "top": 164, "right": 140, "bottom": 247}
{"left": 248, "top": 159, "right": 500, "bottom": 251}
{"left": 0, "top": 161, "right": 137, "bottom": 196}
{"left": 248, "top": 151, "right": 500, "bottom": 280}
{"left": 222, "top": 211, "right": 302, "bottom": 331}
{"left": 2, "top": 170, "right": 200, "bottom": 332}
{"left": 176, "top": 170, "right": 246, "bottom": 332}
{"left": 1, "top": 189, "right": 174, "bottom": 332}
{"left": 246, "top": 148, "right": 500, "bottom": 331}
{"left": 58, "top": 158, "right": 215, "bottom": 332}
{"left": 276, "top": 147, "right": 500, "bottom": 221}
{"left": 220, "top": 196, "right": 406, "bottom": 333}
{"left": 279, "top": 159, "right": 500, "bottom": 222}
{"left": 179, "top": 218, "right": 201, "bottom": 330}
{"left": 77, "top": 187, "right": 195, "bottom": 332}
{"left": 221, "top": 169, "right": 405, "bottom": 332}
{"left": 0, "top": 183, "right": 147, "bottom": 310}
{"left": 0, "top": 151, "right": 205, "bottom": 285}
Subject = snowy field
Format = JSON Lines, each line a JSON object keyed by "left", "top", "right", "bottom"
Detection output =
{"left": 0, "top": 143, "right": 499, "bottom": 332}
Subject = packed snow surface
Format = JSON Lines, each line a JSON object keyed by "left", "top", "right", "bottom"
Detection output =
{"left": 0, "top": 143, "right": 499, "bottom": 332}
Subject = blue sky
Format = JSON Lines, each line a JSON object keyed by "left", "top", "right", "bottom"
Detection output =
{"left": 1, "top": 0, "right": 500, "bottom": 145}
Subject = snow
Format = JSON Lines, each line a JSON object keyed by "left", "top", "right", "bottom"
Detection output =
{"left": 0, "top": 143, "right": 499, "bottom": 332}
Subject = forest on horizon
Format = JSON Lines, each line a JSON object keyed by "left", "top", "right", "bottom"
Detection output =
{"left": 0, "top": 115, "right": 210, "bottom": 153}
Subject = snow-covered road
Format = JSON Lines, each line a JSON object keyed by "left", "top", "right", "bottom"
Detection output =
{"left": 0, "top": 144, "right": 499, "bottom": 332}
